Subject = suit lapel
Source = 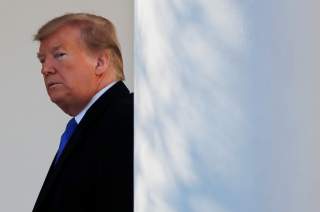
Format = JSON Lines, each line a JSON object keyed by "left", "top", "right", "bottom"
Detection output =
{"left": 32, "top": 154, "right": 57, "bottom": 211}
{"left": 33, "top": 125, "right": 84, "bottom": 211}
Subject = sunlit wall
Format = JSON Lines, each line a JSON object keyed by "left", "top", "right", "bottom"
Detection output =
{"left": 135, "top": 0, "right": 320, "bottom": 211}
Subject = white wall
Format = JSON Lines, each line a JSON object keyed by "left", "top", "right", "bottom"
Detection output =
{"left": 0, "top": 1, "right": 133, "bottom": 211}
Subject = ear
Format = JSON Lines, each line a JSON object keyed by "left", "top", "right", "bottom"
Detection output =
{"left": 95, "top": 50, "right": 110, "bottom": 76}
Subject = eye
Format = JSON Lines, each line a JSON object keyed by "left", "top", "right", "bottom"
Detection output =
{"left": 54, "top": 52, "right": 66, "bottom": 60}
{"left": 39, "top": 58, "right": 45, "bottom": 64}
{"left": 37, "top": 54, "right": 45, "bottom": 64}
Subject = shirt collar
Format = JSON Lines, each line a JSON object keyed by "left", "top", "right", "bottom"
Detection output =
{"left": 74, "top": 81, "right": 118, "bottom": 124}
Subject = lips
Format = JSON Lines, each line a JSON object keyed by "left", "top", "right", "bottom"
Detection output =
{"left": 47, "top": 81, "right": 62, "bottom": 89}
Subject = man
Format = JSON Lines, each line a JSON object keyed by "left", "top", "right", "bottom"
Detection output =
{"left": 32, "top": 13, "right": 133, "bottom": 212}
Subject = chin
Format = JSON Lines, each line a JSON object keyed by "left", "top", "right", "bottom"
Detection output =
{"left": 49, "top": 93, "right": 79, "bottom": 116}
{"left": 49, "top": 93, "right": 63, "bottom": 103}
{"left": 48, "top": 88, "right": 66, "bottom": 101}
{"left": 51, "top": 96, "right": 73, "bottom": 115}
{"left": 49, "top": 92, "right": 69, "bottom": 108}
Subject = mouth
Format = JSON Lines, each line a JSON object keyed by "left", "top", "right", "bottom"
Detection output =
{"left": 47, "top": 82, "right": 62, "bottom": 89}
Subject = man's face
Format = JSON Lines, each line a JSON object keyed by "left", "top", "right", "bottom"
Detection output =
{"left": 37, "top": 26, "right": 98, "bottom": 115}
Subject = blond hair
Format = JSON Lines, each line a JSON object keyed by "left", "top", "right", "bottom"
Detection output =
{"left": 34, "top": 13, "right": 124, "bottom": 80}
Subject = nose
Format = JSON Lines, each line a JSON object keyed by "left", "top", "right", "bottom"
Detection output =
{"left": 41, "top": 59, "right": 56, "bottom": 76}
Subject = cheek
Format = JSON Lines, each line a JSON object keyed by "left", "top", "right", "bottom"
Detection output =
{"left": 57, "top": 63, "right": 76, "bottom": 85}
{"left": 65, "top": 70, "right": 91, "bottom": 92}
{"left": 57, "top": 60, "right": 96, "bottom": 90}
{"left": 73, "top": 63, "right": 96, "bottom": 82}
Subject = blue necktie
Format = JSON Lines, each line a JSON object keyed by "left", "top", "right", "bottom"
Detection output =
{"left": 55, "top": 118, "right": 78, "bottom": 164}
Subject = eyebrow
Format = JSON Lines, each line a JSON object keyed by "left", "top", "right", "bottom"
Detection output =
{"left": 37, "top": 44, "right": 63, "bottom": 59}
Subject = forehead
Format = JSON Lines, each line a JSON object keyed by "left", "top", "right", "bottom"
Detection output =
{"left": 39, "top": 26, "right": 83, "bottom": 53}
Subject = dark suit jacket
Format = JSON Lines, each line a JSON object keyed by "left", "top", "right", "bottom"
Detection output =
{"left": 33, "top": 81, "right": 133, "bottom": 212}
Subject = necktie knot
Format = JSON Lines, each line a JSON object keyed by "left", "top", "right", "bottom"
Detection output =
{"left": 55, "top": 118, "right": 78, "bottom": 163}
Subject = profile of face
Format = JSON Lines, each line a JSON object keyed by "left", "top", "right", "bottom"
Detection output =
{"left": 37, "top": 26, "right": 100, "bottom": 116}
